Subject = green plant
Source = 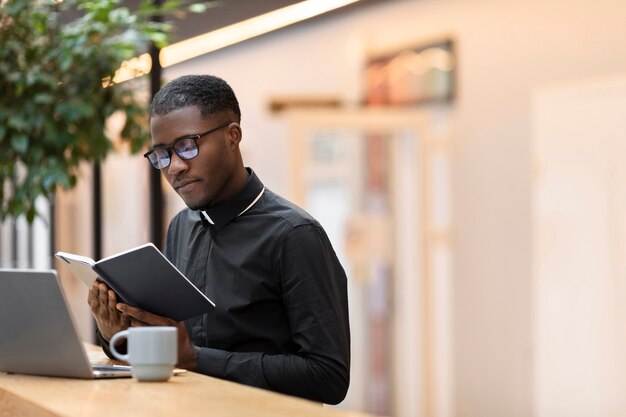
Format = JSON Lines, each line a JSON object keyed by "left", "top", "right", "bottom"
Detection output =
{"left": 0, "top": 0, "right": 211, "bottom": 222}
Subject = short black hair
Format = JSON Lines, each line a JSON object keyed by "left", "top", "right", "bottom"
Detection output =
{"left": 150, "top": 74, "right": 241, "bottom": 121}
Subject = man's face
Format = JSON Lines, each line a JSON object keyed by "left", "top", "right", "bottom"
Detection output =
{"left": 149, "top": 106, "right": 241, "bottom": 210}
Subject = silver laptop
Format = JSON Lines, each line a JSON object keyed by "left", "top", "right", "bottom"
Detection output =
{"left": 0, "top": 268, "right": 132, "bottom": 379}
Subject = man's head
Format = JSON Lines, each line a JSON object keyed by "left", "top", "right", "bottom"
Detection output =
{"left": 147, "top": 75, "right": 248, "bottom": 210}
{"left": 149, "top": 74, "right": 241, "bottom": 121}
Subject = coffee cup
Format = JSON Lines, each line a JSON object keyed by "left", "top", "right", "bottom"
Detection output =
{"left": 109, "top": 326, "right": 177, "bottom": 382}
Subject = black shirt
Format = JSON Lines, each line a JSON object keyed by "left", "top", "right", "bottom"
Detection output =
{"left": 164, "top": 168, "right": 350, "bottom": 404}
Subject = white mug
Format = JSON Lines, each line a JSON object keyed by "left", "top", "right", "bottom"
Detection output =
{"left": 109, "top": 326, "right": 178, "bottom": 382}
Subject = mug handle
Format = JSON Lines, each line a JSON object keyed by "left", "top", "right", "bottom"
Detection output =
{"left": 109, "top": 330, "right": 130, "bottom": 361}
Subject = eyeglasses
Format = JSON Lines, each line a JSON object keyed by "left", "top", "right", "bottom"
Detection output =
{"left": 144, "top": 122, "right": 233, "bottom": 170}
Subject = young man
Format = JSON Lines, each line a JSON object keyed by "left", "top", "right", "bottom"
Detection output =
{"left": 88, "top": 75, "right": 350, "bottom": 404}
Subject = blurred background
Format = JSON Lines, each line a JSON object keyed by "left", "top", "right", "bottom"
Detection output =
{"left": 1, "top": 0, "right": 626, "bottom": 416}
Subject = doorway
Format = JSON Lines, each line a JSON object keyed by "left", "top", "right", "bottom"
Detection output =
{"left": 286, "top": 107, "right": 453, "bottom": 417}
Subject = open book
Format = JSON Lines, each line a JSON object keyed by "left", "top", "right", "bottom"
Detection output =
{"left": 55, "top": 243, "right": 214, "bottom": 321}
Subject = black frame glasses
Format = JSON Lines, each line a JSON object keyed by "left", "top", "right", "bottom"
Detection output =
{"left": 144, "top": 122, "right": 233, "bottom": 169}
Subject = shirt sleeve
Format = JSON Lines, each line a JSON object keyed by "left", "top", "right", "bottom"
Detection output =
{"left": 193, "top": 224, "right": 351, "bottom": 405}
{"left": 95, "top": 327, "right": 127, "bottom": 359}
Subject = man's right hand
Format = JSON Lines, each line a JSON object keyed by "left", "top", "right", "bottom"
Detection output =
{"left": 88, "top": 281, "right": 131, "bottom": 341}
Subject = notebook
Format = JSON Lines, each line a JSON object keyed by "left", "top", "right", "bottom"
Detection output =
{"left": 55, "top": 242, "right": 215, "bottom": 321}
{"left": 0, "top": 268, "right": 132, "bottom": 379}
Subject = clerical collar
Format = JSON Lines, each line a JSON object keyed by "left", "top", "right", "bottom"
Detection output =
{"left": 199, "top": 168, "right": 265, "bottom": 230}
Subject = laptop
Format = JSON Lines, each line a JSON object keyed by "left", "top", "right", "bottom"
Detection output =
{"left": 0, "top": 268, "right": 132, "bottom": 379}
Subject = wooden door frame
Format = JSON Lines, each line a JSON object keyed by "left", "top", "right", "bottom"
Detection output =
{"left": 285, "top": 107, "right": 452, "bottom": 417}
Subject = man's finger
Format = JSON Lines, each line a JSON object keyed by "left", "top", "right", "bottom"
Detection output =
{"left": 117, "top": 304, "right": 149, "bottom": 321}
{"left": 130, "top": 318, "right": 148, "bottom": 327}
{"left": 107, "top": 290, "right": 117, "bottom": 315}
{"left": 119, "top": 311, "right": 130, "bottom": 326}
{"left": 117, "top": 304, "right": 172, "bottom": 326}
{"left": 97, "top": 286, "right": 108, "bottom": 307}
{"left": 108, "top": 302, "right": 117, "bottom": 316}
{"left": 89, "top": 282, "right": 99, "bottom": 297}
{"left": 87, "top": 287, "right": 99, "bottom": 310}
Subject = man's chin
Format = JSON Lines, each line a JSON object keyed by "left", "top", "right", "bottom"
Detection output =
{"left": 184, "top": 202, "right": 204, "bottom": 211}
{"left": 179, "top": 197, "right": 204, "bottom": 211}
{"left": 177, "top": 190, "right": 216, "bottom": 211}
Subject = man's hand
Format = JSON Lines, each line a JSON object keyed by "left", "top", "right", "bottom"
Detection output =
{"left": 88, "top": 281, "right": 130, "bottom": 341}
{"left": 116, "top": 303, "right": 200, "bottom": 371}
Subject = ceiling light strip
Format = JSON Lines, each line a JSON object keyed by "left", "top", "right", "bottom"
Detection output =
{"left": 159, "top": 0, "right": 362, "bottom": 68}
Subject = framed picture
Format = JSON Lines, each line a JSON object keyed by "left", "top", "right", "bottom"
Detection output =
{"left": 364, "top": 39, "right": 455, "bottom": 106}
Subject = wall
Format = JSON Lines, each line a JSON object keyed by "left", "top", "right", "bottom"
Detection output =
{"left": 162, "top": 0, "right": 626, "bottom": 416}
{"left": 532, "top": 75, "right": 626, "bottom": 417}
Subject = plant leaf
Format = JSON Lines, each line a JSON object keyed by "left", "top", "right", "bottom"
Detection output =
{"left": 10, "top": 134, "right": 29, "bottom": 155}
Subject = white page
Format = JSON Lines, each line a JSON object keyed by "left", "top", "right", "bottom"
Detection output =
{"left": 55, "top": 252, "right": 99, "bottom": 287}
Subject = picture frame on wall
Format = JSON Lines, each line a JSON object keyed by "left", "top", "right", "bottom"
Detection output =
{"left": 364, "top": 39, "right": 456, "bottom": 106}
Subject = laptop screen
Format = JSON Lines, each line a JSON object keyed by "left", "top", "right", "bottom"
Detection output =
{"left": 0, "top": 269, "right": 129, "bottom": 379}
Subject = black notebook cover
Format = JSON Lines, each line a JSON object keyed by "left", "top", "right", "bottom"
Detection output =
{"left": 92, "top": 244, "right": 214, "bottom": 321}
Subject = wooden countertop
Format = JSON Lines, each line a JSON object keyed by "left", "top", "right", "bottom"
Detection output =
{"left": 0, "top": 345, "right": 373, "bottom": 417}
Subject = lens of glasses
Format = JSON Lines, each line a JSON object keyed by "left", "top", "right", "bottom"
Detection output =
{"left": 146, "top": 137, "right": 200, "bottom": 169}
{"left": 174, "top": 138, "right": 199, "bottom": 160}
{"left": 147, "top": 149, "right": 170, "bottom": 170}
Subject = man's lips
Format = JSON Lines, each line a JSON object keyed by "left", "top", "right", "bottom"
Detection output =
{"left": 174, "top": 179, "right": 199, "bottom": 191}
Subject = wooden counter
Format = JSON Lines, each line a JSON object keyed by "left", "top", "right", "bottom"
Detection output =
{"left": 0, "top": 345, "right": 372, "bottom": 417}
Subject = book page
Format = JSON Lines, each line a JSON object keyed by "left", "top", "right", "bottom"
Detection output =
{"left": 55, "top": 252, "right": 99, "bottom": 287}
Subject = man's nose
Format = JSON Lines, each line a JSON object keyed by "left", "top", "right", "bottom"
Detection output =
{"left": 167, "top": 152, "right": 189, "bottom": 175}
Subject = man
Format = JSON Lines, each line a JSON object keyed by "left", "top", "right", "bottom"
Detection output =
{"left": 88, "top": 74, "right": 350, "bottom": 404}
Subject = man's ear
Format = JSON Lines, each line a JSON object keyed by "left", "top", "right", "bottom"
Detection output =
{"left": 227, "top": 122, "right": 242, "bottom": 147}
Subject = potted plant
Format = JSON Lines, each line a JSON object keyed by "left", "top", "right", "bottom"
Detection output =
{"left": 0, "top": 0, "right": 208, "bottom": 222}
